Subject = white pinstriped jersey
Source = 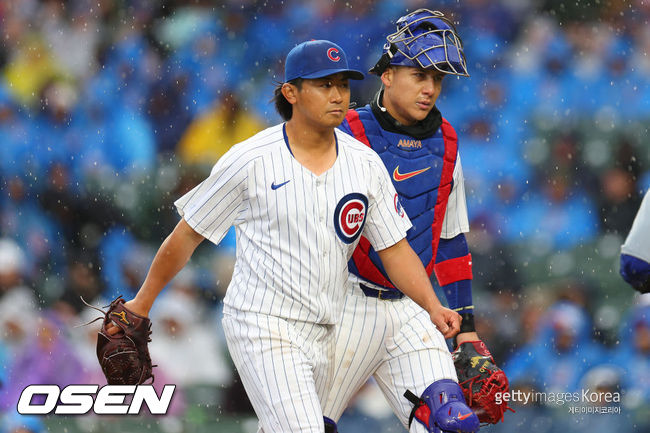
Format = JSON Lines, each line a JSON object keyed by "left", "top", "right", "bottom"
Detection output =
{"left": 175, "top": 123, "right": 411, "bottom": 325}
{"left": 440, "top": 155, "right": 469, "bottom": 239}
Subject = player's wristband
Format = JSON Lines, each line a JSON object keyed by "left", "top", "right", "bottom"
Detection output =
{"left": 459, "top": 312, "right": 475, "bottom": 333}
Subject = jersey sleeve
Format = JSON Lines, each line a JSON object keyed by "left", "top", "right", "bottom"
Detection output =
{"left": 435, "top": 234, "right": 474, "bottom": 314}
{"left": 620, "top": 253, "right": 650, "bottom": 292}
{"left": 362, "top": 158, "right": 412, "bottom": 251}
{"left": 621, "top": 189, "right": 650, "bottom": 263}
{"left": 436, "top": 154, "right": 474, "bottom": 315}
{"left": 174, "top": 146, "right": 249, "bottom": 246}
{"left": 620, "top": 189, "right": 650, "bottom": 291}
{"left": 440, "top": 154, "right": 470, "bottom": 239}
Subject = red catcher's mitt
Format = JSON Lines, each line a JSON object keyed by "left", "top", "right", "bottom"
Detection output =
{"left": 96, "top": 297, "right": 155, "bottom": 385}
{"left": 452, "top": 340, "right": 512, "bottom": 424}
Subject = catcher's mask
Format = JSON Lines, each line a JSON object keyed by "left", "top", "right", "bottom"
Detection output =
{"left": 370, "top": 9, "right": 469, "bottom": 77}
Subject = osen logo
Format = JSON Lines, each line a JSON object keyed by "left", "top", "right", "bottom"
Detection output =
{"left": 334, "top": 193, "right": 368, "bottom": 244}
{"left": 17, "top": 384, "right": 175, "bottom": 415}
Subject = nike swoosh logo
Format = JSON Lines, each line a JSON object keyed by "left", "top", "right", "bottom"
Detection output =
{"left": 457, "top": 412, "right": 473, "bottom": 421}
{"left": 271, "top": 180, "right": 291, "bottom": 190}
{"left": 393, "top": 165, "right": 430, "bottom": 181}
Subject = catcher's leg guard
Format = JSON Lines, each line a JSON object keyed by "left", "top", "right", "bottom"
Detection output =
{"left": 324, "top": 416, "right": 338, "bottom": 433}
{"left": 404, "top": 379, "right": 479, "bottom": 433}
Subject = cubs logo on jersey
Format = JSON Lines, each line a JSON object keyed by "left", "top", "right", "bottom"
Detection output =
{"left": 394, "top": 193, "right": 405, "bottom": 218}
{"left": 334, "top": 193, "right": 368, "bottom": 244}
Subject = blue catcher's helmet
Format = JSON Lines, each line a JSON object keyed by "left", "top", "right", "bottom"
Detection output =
{"left": 370, "top": 9, "right": 469, "bottom": 77}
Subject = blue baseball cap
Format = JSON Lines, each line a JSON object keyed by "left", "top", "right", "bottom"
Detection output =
{"left": 284, "top": 40, "right": 364, "bottom": 82}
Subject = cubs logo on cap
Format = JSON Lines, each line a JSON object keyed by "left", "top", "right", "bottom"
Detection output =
{"left": 327, "top": 47, "right": 340, "bottom": 62}
{"left": 284, "top": 40, "right": 364, "bottom": 82}
{"left": 334, "top": 193, "right": 368, "bottom": 244}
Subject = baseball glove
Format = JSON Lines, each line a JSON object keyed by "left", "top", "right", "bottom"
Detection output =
{"left": 94, "top": 296, "right": 155, "bottom": 385}
{"left": 452, "top": 340, "right": 512, "bottom": 424}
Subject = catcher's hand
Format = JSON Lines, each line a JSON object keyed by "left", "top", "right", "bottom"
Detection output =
{"left": 452, "top": 340, "right": 512, "bottom": 424}
{"left": 96, "top": 296, "right": 155, "bottom": 385}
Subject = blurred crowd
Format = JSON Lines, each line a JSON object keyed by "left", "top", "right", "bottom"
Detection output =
{"left": 1, "top": 0, "right": 649, "bottom": 432}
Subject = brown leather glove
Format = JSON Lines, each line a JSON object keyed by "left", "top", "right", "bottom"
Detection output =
{"left": 96, "top": 297, "right": 155, "bottom": 385}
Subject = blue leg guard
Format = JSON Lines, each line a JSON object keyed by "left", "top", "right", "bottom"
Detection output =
{"left": 324, "top": 416, "right": 338, "bottom": 433}
{"left": 404, "top": 379, "right": 480, "bottom": 433}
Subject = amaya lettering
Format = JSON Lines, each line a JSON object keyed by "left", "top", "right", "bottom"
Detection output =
{"left": 397, "top": 139, "right": 422, "bottom": 149}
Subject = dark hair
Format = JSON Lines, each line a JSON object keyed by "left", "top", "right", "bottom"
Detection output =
{"left": 273, "top": 79, "right": 303, "bottom": 121}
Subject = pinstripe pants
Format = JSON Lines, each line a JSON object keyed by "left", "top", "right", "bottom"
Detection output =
{"left": 323, "top": 283, "right": 457, "bottom": 432}
{"left": 223, "top": 310, "right": 335, "bottom": 433}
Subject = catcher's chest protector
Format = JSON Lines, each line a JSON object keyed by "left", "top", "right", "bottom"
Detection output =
{"left": 344, "top": 106, "right": 458, "bottom": 288}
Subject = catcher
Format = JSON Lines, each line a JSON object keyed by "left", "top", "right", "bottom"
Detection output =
{"left": 323, "top": 9, "right": 511, "bottom": 432}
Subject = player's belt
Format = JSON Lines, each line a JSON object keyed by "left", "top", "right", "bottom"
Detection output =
{"left": 359, "top": 283, "right": 404, "bottom": 300}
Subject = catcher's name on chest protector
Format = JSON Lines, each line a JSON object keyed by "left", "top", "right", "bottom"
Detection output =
{"left": 344, "top": 107, "right": 458, "bottom": 289}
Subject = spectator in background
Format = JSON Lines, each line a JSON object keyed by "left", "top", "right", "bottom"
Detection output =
{"left": 37, "top": 161, "right": 127, "bottom": 260}
{"left": 165, "top": 17, "right": 233, "bottom": 117}
{"left": 504, "top": 300, "right": 606, "bottom": 393}
{"left": 37, "top": 1, "right": 101, "bottom": 81}
{"left": 598, "top": 137, "right": 644, "bottom": 236}
{"left": 98, "top": 228, "right": 153, "bottom": 300}
{"left": 101, "top": 105, "right": 156, "bottom": 177}
{"left": 610, "top": 300, "right": 650, "bottom": 408}
{"left": 0, "top": 239, "right": 39, "bottom": 356}
{"left": 146, "top": 71, "right": 193, "bottom": 154}
{"left": 177, "top": 90, "right": 265, "bottom": 167}
{"left": 2, "top": 33, "right": 62, "bottom": 107}
{"left": 0, "top": 84, "right": 31, "bottom": 180}
{"left": 0, "top": 238, "right": 27, "bottom": 295}
{"left": 55, "top": 253, "right": 104, "bottom": 316}
{"left": 499, "top": 170, "right": 599, "bottom": 252}
{"left": 0, "top": 176, "right": 66, "bottom": 281}
{"left": 69, "top": 305, "right": 108, "bottom": 385}
{"left": 30, "top": 79, "right": 82, "bottom": 179}
{"left": 0, "top": 313, "right": 84, "bottom": 412}
{"left": 148, "top": 270, "right": 233, "bottom": 388}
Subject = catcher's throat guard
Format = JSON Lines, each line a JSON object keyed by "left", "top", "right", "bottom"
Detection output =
{"left": 370, "top": 9, "right": 469, "bottom": 77}
{"left": 404, "top": 379, "right": 479, "bottom": 433}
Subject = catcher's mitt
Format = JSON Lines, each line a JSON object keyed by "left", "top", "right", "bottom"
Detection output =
{"left": 95, "top": 296, "right": 155, "bottom": 385}
{"left": 452, "top": 340, "right": 512, "bottom": 424}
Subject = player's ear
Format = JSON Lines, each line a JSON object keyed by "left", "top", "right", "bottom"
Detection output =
{"left": 380, "top": 67, "right": 394, "bottom": 88}
{"left": 281, "top": 83, "right": 298, "bottom": 104}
